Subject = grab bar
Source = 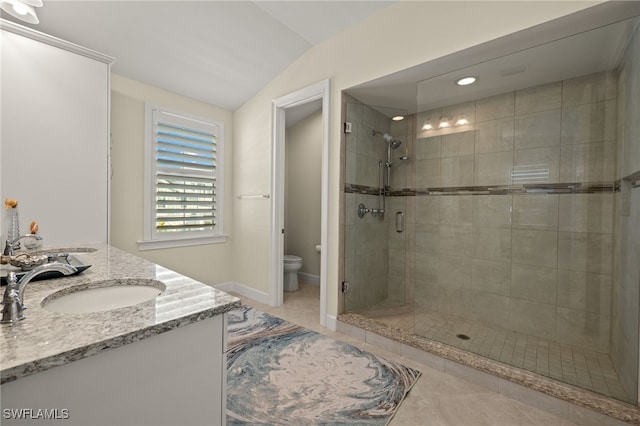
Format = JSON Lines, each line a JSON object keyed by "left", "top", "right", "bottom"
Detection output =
{"left": 395, "top": 211, "right": 404, "bottom": 233}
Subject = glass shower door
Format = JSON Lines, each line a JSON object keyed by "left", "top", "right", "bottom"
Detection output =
{"left": 343, "top": 101, "right": 409, "bottom": 327}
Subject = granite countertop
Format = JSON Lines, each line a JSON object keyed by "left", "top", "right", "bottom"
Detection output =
{"left": 0, "top": 244, "right": 241, "bottom": 384}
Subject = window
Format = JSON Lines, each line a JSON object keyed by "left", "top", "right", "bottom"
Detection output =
{"left": 139, "top": 104, "right": 226, "bottom": 250}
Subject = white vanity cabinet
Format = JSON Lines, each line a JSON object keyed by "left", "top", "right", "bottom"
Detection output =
{"left": 2, "top": 314, "right": 228, "bottom": 426}
{"left": 0, "top": 245, "right": 235, "bottom": 426}
{"left": 0, "top": 20, "right": 113, "bottom": 246}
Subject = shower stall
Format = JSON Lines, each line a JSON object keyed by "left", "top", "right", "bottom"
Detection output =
{"left": 342, "top": 16, "right": 640, "bottom": 406}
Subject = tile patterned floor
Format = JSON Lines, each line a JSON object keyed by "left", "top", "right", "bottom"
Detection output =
{"left": 231, "top": 282, "right": 595, "bottom": 426}
{"left": 359, "top": 299, "right": 629, "bottom": 402}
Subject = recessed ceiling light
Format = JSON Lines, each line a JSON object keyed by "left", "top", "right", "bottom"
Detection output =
{"left": 392, "top": 115, "right": 405, "bottom": 121}
{"left": 456, "top": 76, "right": 477, "bottom": 86}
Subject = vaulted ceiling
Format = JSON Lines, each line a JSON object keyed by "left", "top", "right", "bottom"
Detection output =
{"left": 1, "top": 1, "right": 394, "bottom": 111}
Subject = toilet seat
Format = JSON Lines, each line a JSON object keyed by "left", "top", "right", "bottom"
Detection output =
{"left": 284, "top": 255, "right": 302, "bottom": 263}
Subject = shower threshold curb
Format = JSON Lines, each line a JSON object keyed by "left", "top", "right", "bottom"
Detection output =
{"left": 338, "top": 312, "right": 640, "bottom": 425}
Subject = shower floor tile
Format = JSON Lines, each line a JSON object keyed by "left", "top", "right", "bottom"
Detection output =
{"left": 359, "top": 301, "right": 630, "bottom": 402}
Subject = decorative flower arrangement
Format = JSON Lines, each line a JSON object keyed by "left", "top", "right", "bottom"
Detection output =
{"left": 3, "top": 198, "right": 41, "bottom": 250}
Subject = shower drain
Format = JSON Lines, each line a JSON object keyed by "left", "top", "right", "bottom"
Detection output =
{"left": 456, "top": 334, "right": 471, "bottom": 340}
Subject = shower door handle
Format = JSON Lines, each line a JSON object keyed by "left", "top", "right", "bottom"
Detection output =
{"left": 395, "top": 211, "right": 404, "bottom": 233}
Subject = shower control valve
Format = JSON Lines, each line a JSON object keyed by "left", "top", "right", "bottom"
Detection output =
{"left": 357, "top": 203, "right": 384, "bottom": 218}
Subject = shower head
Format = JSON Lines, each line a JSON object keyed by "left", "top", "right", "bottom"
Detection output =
{"left": 382, "top": 133, "right": 402, "bottom": 149}
{"left": 372, "top": 130, "right": 402, "bottom": 149}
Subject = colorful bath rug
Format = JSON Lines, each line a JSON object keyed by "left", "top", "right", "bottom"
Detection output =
{"left": 226, "top": 306, "right": 421, "bottom": 425}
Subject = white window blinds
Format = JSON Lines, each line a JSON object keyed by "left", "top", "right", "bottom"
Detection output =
{"left": 151, "top": 109, "right": 219, "bottom": 238}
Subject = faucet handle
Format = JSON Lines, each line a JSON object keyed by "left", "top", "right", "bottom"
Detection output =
{"left": 1, "top": 273, "right": 25, "bottom": 324}
{"left": 3, "top": 272, "right": 21, "bottom": 305}
{"left": 3, "top": 240, "right": 12, "bottom": 256}
{"left": 5, "top": 272, "right": 18, "bottom": 287}
{"left": 0, "top": 291, "right": 25, "bottom": 324}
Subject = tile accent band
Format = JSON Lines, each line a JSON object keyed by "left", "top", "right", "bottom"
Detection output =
{"left": 345, "top": 181, "right": 621, "bottom": 196}
{"left": 624, "top": 170, "right": 640, "bottom": 188}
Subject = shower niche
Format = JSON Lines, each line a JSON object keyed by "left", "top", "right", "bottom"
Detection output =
{"left": 341, "top": 8, "right": 640, "bottom": 408}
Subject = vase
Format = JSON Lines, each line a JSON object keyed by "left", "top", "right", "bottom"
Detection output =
{"left": 6, "top": 207, "right": 20, "bottom": 246}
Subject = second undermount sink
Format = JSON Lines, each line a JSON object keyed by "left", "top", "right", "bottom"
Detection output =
{"left": 42, "top": 279, "right": 166, "bottom": 314}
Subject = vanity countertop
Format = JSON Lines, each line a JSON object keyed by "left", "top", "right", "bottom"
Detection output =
{"left": 0, "top": 244, "right": 241, "bottom": 384}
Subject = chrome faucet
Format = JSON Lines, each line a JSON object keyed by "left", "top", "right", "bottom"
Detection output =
{"left": 3, "top": 234, "right": 43, "bottom": 256}
{"left": 1, "top": 263, "right": 77, "bottom": 325}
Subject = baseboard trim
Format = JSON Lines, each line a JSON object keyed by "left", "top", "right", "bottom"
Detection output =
{"left": 298, "top": 272, "right": 320, "bottom": 285}
{"left": 325, "top": 314, "right": 337, "bottom": 331}
{"left": 215, "top": 281, "right": 272, "bottom": 306}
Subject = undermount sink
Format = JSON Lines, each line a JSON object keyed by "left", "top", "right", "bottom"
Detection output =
{"left": 42, "top": 279, "right": 166, "bottom": 314}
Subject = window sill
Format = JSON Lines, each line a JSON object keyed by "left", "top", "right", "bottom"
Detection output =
{"left": 137, "top": 234, "right": 228, "bottom": 251}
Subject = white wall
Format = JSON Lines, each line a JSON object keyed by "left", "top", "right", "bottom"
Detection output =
{"left": 109, "top": 74, "right": 235, "bottom": 286}
{"left": 285, "top": 110, "right": 323, "bottom": 278}
{"left": 231, "top": 1, "right": 600, "bottom": 316}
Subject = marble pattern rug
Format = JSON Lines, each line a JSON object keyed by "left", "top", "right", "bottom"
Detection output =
{"left": 226, "top": 306, "right": 421, "bottom": 425}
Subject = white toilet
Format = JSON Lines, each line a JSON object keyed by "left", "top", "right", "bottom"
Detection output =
{"left": 283, "top": 255, "right": 303, "bottom": 291}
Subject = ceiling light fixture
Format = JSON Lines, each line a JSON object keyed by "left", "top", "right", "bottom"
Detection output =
{"left": 456, "top": 76, "right": 477, "bottom": 86}
{"left": 438, "top": 117, "right": 450, "bottom": 129}
{"left": 455, "top": 114, "right": 469, "bottom": 126}
{"left": 0, "top": 0, "right": 43, "bottom": 24}
{"left": 392, "top": 115, "right": 405, "bottom": 121}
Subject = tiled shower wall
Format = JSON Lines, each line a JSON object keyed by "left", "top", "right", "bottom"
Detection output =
{"left": 344, "top": 23, "right": 639, "bottom": 405}
{"left": 612, "top": 21, "right": 640, "bottom": 404}
{"left": 345, "top": 57, "right": 639, "bottom": 404}
{"left": 411, "top": 70, "right": 617, "bottom": 353}
{"left": 344, "top": 101, "right": 407, "bottom": 312}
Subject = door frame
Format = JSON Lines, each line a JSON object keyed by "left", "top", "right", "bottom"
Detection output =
{"left": 270, "top": 79, "right": 330, "bottom": 326}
